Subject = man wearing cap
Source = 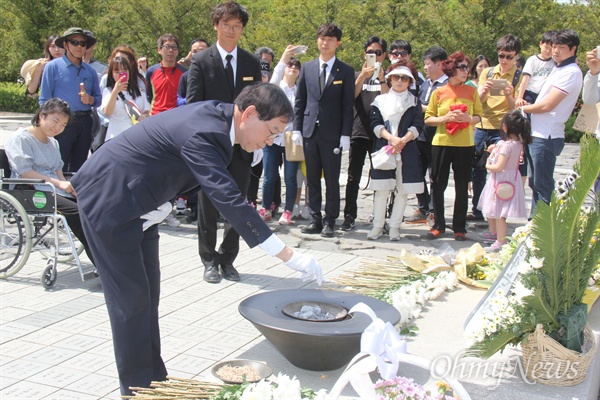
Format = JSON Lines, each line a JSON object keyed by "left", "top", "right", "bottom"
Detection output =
{"left": 39, "top": 27, "right": 101, "bottom": 172}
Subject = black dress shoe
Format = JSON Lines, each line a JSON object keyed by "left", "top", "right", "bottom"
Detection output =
{"left": 301, "top": 221, "right": 323, "bottom": 234}
{"left": 321, "top": 225, "right": 334, "bottom": 238}
{"left": 220, "top": 264, "right": 240, "bottom": 281}
{"left": 203, "top": 265, "right": 221, "bottom": 283}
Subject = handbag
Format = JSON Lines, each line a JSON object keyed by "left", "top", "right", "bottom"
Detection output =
{"left": 284, "top": 131, "right": 304, "bottom": 161}
{"left": 493, "top": 156, "right": 520, "bottom": 201}
{"left": 119, "top": 93, "right": 143, "bottom": 125}
{"left": 472, "top": 144, "right": 489, "bottom": 170}
{"left": 371, "top": 145, "right": 396, "bottom": 170}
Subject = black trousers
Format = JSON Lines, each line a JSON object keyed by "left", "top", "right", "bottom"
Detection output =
{"left": 343, "top": 138, "right": 370, "bottom": 219}
{"left": 55, "top": 114, "right": 93, "bottom": 172}
{"left": 430, "top": 145, "right": 473, "bottom": 234}
{"left": 304, "top": 128, "right": 342, "bottom": 226}
{"left": 79, "top": 215, "right": 166, "bottom": 396}
{"left": 415, "top": 140, "right": 433, "bottom": 215}
{"left": 56, "top": 195, "right": 94, "bottom": 264}
{"left": 197, "top": 144, "right": 251, "bottom": 266}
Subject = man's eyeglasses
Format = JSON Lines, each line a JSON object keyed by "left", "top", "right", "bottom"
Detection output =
{"left": 456, "top": 64, "right": 470, "bottom": 71}
{"left": 219, "top": 22, "right": 244, "bottom": 33}
{"left": 498, "top": 53, "right": 515, "bottom": 60}
{"left": 366, "top": 49, "right": 383, "bottom": 56}
{"left": 390, "top": 75, "right": 411, "bottom": 82}
{"left": 390, "top": 51, "right": 409, "bottom": 57}
{"left": 262, "top": 120, "right": 282, "bottom": 139}
{"left": 161, "top": 45, "right": 179, "bottom": 51}
{"left": 67, "top": 40, "right": 87, "bottom": 48}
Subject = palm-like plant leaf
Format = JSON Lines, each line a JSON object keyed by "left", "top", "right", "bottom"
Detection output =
{"left": 529, "top": 135, "right": 600, "bottom": 316}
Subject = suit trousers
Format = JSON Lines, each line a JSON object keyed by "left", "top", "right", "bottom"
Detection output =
{"left": 55, "top": 114, "right": 93, "bottom": 172}
{"left": 343, "top": 138, "right": 371, "bottom": 219}
{"left": 79, "top": 214, "right": 167, "bottom": 396}
{"left": 197, "top": 144, "right": 251, "bottom": 266}
{"left": 304, "top": 127, "right": 342, "bottom": 226}
{"left": 431, "top": 145, "right": 473, "bottom": 234}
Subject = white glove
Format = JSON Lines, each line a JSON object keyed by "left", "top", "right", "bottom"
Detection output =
{"left": 251, "top": 148, "right": 264, "bottom": 167}
{"left": 140, "top": 202, "right": 172, "bottom": 231}
{"left": 340, "top": 136, "right": 351, "bottom": 152}
{"left": 291, "top": 130, "right": 303, "bottom": 146}
{"left": 284, "top": 252, "right": 324, "bottom": 285}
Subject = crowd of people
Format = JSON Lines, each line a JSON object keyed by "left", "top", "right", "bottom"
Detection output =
{"left": 14, "top": 2, "right": 592, "bottom": 264}
{"left": 8, "top": 0, "right": 596, "bottom": 395}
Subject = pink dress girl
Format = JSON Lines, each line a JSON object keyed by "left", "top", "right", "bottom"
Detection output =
{"left": 478, "top": 140, "right": 527, "bottom": 220}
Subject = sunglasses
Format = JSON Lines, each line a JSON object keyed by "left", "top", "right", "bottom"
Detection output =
{"left": 498, "top": 53, "right": 515, "bottom": 60}
{"left": 390, "top": 51, "right": 409, "bottom": 57}
{"left": 68, "top": 39, "right": 88, "bottom": 48}
{"left": 161, "top": 45, "right": 179, "bottom": 51}
{"left": 366, "top": 49, "right": 383, "bottom": 56}
{"left": 390, "top": 75, "right": 411, "bottom": 82}
{"left": 456, "top": 64, "right": 470, "bottom": 71}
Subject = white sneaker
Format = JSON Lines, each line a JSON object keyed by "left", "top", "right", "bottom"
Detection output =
{"left": 367, "top": 227, "right": 384, "bottom": 240}
{"left": 163, "top": 213, "right": 180, "bottom": 227}
{"left": 300, "top": 206, "right": 311, "bottom": 220}
{"left": 389, "top": 227, "right": 401, "bottom": 241}
{"left": 292, "top": 204, "right": 301, "bottom": 218}
{"left": 175, "top": 198, "right": 186, "bottom": 215}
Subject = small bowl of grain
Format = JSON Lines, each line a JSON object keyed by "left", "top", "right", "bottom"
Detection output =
{"left": 211, "top": 359, "right": 273, "bottom": 384}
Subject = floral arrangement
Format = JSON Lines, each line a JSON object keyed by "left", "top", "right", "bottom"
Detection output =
{"left": 374, "top": 376, "right": 458, "bottom": 400}
{"left": 380, "top": 271, "right": 459, "bottom": 327}
{"left": 211, "top": 373, "right": 326, "bottom": 400}
{"left": 468, "top": 136, "right": 600, "bottom": 357}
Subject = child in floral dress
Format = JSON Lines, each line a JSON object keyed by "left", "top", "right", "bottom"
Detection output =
{"left": 478, "top": 110, "right": 532, "bottom": 251}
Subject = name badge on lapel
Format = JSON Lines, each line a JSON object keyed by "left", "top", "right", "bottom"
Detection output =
{"left": 333, "top": 80, "right": 343, "bottom": 85}
{"left": 243, "top": 76, "right": 254, "bottom": 82}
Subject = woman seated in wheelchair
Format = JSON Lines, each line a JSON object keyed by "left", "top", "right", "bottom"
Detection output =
{"left": 4, "top": 98, "right": 95, "bottom": 265}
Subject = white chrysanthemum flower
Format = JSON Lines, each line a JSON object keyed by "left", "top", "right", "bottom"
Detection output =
{"left": 486, "top": 322, "right": 497, "bottom": 333}
{"left": 273, "top": 374, "right": 302, "bottom": 400}
{"left": 515, "top": 316, "right": 522, "bottom": 323}
{"left": 312, "top": 389, "right": 328, "bottom": 400}
{"left": 518, "top": 261, "right": 532, "bottom": 274}
{"left": 529, "top": 256, "right": 544, "bottom": 269}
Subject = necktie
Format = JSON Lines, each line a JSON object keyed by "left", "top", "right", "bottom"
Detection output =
{"left": 225, "top": 54, "right": 234, "bottom": 95}
{"left": 320, "top": 63, "right": 327, "bottom": 94}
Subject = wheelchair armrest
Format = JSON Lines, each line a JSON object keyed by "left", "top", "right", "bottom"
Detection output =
{"left": 2, "top": 178, "right": 46, "bottom": 184}
{"left": 63, "top": 172, "right": 76, "bottom": 179}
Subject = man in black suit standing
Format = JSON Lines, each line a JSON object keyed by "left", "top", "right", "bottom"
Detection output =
{"left": 187, "top": 1, "right": 262, "bottom": 283}
{"left": 294, "top": 23, "right": 355, "bottom": 238}
{"left": 71, "top": 83, "right": 323, "bottom": 396}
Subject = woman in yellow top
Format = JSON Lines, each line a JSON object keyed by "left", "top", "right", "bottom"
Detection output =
{"left": 424, "top": 51, "right": 483, "bottom": 240}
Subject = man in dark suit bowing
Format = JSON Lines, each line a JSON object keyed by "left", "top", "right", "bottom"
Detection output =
{"left": 186, "top": 1, "right": 262, "bottom": 283}
{"left": 294, "top": 23, "right": 355, "bottom": 238}
{"left": 71, "top": 83, "right": 323, "bottom": 396}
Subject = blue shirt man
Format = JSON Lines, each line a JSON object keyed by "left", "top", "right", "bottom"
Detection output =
{"left": 39, "top": 27, "right": 101, "bottom": 172}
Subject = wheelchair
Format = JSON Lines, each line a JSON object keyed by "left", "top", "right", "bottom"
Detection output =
{"left": 0, "top": 151, "right": 94, "bottom": 288}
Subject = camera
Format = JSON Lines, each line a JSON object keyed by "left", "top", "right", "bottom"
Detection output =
{"left": 366, "top": 53, "right": 376, "bottom": 68}
{"left": 295, "top": 45, "right": 308, "bottom": 55}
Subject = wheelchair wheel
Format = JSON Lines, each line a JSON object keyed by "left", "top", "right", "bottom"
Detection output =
{"left": 38, "top": 218, "right": 85, "bottom": 262}
{"left": 41, "top": 258, "right": 57, "bottom": 289}
{"left": 0, "top": 191, "right": 32, "bottom": 278}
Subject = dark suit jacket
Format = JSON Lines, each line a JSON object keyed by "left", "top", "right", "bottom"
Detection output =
{"left": 186, "top": 45, "right": 262, "bottom": 104}
{"left": 293, "top": 57, "right": 355, "bottom": 139}
{"left": 70, "top": 102, "right": 272, "bottom": 252}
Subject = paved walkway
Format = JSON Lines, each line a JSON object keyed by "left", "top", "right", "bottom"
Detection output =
{"left": 0, "top": 114, "right": 598, "bottom": 399}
